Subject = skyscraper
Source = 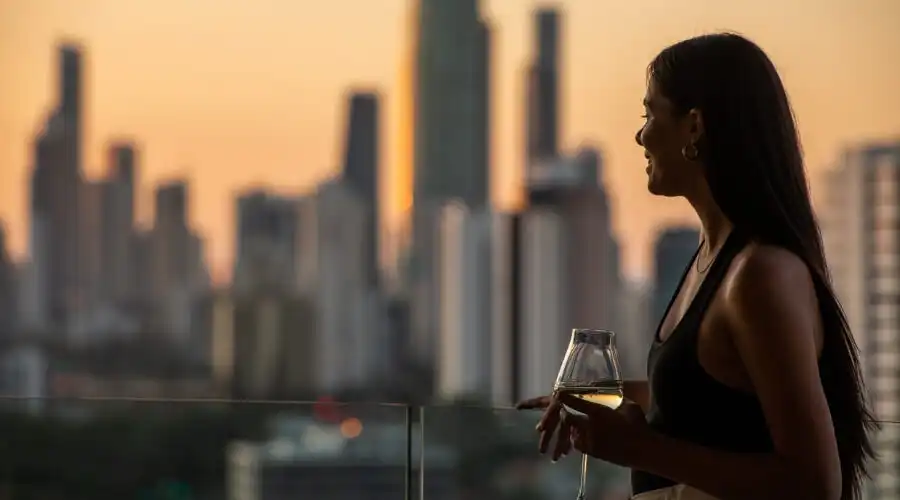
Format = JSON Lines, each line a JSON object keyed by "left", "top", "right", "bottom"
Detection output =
{"left": 527, "top": 148, "right": 620, "bottom": 331}
{"left": 298, "top": 180, "right": 383, "bottom": 392}
{"left": 820, "top": 141, "right": 900, "bottom": 500}
{"left": 150, "top": 181, "right": 190, "bottom": 300}
{"left": 435, "top": 201, "right": 493, "bottom": 401}
{"left": 341, "top": 91, "right": 380, "bottom": 287}
{"left": 149, "top": 180, "right": 208, "bottom": 341}
{"left": 525, "top": 8, "right": 560, "bottom": 166}
{"left": 233, "top": 190, "right": 299, "bottom": 293}
{"left": 28, "top": 42, "right": 85, "bottom": 331}
{"left": 59, "top": 42, "right": 83, "bottom": 170}
{"left": 517, "top": 149, "right": 622, "bottom": 398}
{"left": 99, "top": 141, "right": 137, "bottom": 302}
{"left": 410, "top": 0, "right": 492, "bottom": 363}
{"left": 0, "top": 223, "right": 16, "bottom": 337}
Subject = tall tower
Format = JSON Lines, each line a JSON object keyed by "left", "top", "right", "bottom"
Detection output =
{"left": 518, "top": 149, "right": 621, "bottom": 398}
{"left": 0, "top": 222, "right": 16, "bottom": 336}
{"left": 525, "top": 8, "right": 561, "bottom": 167}
{"left": 341, "top": 91, "right": 380, "bottom": 287}
{"left": 59, "top": 42, "right": 83, "bottom": 171}
{"left": 409, "top": 0, "right": 492, "bottom": 364}
{"left": 820, "top": 142, "right": 900, "bottom": 500}
{"left": 151, "top": 181, "right": 190, "bottom": 300}
{"left": 233, "top": 190, "right": 299, "bottom": 293}
{"left": 99, "top": 141, "right": 138, "bottom": 302}
{"left": 28, "top": 42, "right": 86, "bottom": 331}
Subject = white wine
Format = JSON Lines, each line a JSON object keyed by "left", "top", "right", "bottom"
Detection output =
{"left": 557, "top": 382, "right": 624, "bottom": 410}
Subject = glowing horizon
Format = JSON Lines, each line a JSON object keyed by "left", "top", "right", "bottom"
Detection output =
{"left": 1, "top": 0, "right": 898, "bottom": 280}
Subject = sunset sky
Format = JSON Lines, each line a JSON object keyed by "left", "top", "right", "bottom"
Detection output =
{"left": 1, "top": 0, "right": 898, "bottom": 280}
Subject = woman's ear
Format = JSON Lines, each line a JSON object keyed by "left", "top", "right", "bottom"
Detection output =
{"left": 686, "top": 107, "right": 705, "bottom": 144}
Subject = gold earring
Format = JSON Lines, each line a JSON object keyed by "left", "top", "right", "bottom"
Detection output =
{"left": 682, "top": 143, "right": 699, "bottom": 161}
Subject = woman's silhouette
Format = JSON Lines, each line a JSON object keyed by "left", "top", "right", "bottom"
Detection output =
{"left": 518, "top": 32, "right": 875, "bottom": 500}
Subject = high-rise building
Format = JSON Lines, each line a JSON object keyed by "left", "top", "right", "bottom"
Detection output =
{"left": 77, "top": 180, "right": 103, "bottom": 309}
{"left": 488, "top": 212, "right": 524, "bottom": 406}
{"left": 525, "top": 8, "right": 560, "bottom": 165}
{"left": 820, "top": 141, "right": 900, "bottom": 500}
{"left": 152, "top": 181, "right": 190, "bottom": 295}
{"left": 409, "top": 0, "right": 492, "bottom": 364}
{"left": 518, "top": 207, "right": 568, "bottom": 400}
{"left": 651, "top": 226, "right": 701, "bottom": 331}
{"left": 99, "top": 141, "right": 138, "bottom": 302}
{"left": 341, "top": 91, "right": 380, "bottom": 287}
{"left": 0, "top": 223, "right": 16, "bottom": 337}
{"left": 233, "top": 190, "right": 299, "bottom": 294}
{"left": 297, "top": 179, "right": 385, "bottom": 392}
{"left": 203, "top": 292, "right": 317, "bottom": 399}
{"left": 435, "top": 201, "right": 493, "bottom": 401}
{"left": 59, "top": 42, "right": 83, "bottom": 160}
{"left": 512, "top": 148, "right": 623, "bottom": 399}
{"left": 149, "top": 180, "right": 205, "bottom": 340}
{"left": 618, "top": 279, "right": 653, "bottom": 379}
{"left": 527, "top": 149, "right": 622, "bottom": 333}
{"left": 28, "top": 42, "right": 86, "bottom": 331}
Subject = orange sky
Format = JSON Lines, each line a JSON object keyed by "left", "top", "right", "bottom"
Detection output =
{"left": 1, "top": 0, "right": 899, "bottom": 279}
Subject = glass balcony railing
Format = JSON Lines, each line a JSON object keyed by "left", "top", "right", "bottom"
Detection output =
{"left": 0, "top": 398, "right": 895, "bottom": 500}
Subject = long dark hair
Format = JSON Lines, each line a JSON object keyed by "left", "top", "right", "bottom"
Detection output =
{"left": 649, "top": 33, "right": 875, "bottom": 499}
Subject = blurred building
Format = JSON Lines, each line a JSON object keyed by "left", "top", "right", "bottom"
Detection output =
{"left": 518, "top": 207, "right": 569, "bottom": 400}
{"left": 617, "top": 279, "right": 653, "bottom": 380}
{"left": 341, "top": 91, "right": 381, "bottom": 288}
{"left": 99, "top": 141, "right": 138, "bottom": 303}
{"left": 435, "top": 201, "right": 493, "bottom": 400}
{"left": 520, "top": 150, "right": 621, "bottom": 400}
{"left": 432, "top": 177, "right": 619, "bottom": 404}
{"left": 67, "top": 179, "right": 104, "bottom": 344}
{"left": 0, "top": 223, "right": 17, "bottom": 338}
{"left": 234, "top": 190, "right": 300, "bottom": 294}
{"left": 489, "top": 212, "right": 524, "bottom": 405}
{"left": 226, "top": 417, "right": 456, "bottom": 500}
{"left": 651, "top": 227, "right": 700, "bottom": 330}
{"left": 200, "top": 291, "right": 316, "bottom": 399}
{"left": 28, "top": 43, "right": 85, "bottom": 333}
{"left": 296, "top": 180, "right": 389, "bottom": 393}
{"left": 0, "top": 343, "right": 48, "bottom": 414}
{"left": 148, "top": 180, "right": 209, "bottom": 345}
{"left": 409, "top": 0, "right": 492, "bottom": 367}
{"left": 525, "top": 7, "right": 560, "bottom": 165}
{"left": 821, "top": 141, "right": 900, "bottom": 500}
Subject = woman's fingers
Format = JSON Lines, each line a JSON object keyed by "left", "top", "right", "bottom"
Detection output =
{"left": 537, "top": 399, "right": 562, "bottom": 453}
{"left": 552, "top": 411, "right": 574, "bottom": 461}
{"left": 516, "top": 395, "right": 552, "bottom": 410}
{"left": 571, "top": 425, "right": 587, "bottom": 452}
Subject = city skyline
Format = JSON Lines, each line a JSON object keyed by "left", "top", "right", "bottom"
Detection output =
{"left": 2, "top": 0, "right": 899, "bottom": 280}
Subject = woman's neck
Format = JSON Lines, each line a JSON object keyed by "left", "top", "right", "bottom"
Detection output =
{"left": 687, "top": 186, "right": 733, "bottom": 257}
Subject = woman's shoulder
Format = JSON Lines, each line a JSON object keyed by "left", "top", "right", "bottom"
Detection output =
{"left": 721, "top": 242, "right": 818, "bottom": 336}
{"left": 730, "top": 242, "right": 811, "bottom": 288}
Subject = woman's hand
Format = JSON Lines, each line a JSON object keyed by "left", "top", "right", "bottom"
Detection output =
{"left": 534, "top": 393, "right": 651, "bottom": 466}
{"left": 515, "top": 395, "right": 552, "bottom": 410}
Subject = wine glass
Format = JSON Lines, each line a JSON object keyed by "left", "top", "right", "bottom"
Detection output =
{"left": 553, "top": 328, "right": 623, "bottom": 500}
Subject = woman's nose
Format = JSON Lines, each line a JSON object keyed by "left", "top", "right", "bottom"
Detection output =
{"left": 635, "top": 128, "right": 644, "bottom": 147}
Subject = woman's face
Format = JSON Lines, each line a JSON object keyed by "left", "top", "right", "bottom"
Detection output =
{"left": 635, "top": 79, "right": 704, "bottom": 197}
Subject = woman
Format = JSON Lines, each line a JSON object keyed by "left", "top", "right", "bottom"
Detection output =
{"left": 517, "top": 33, "right": 875, "bottom": 500}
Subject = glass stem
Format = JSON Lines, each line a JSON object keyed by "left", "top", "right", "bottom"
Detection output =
{"left": 577, "top": 452, "right": 588, "bottom": 499}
